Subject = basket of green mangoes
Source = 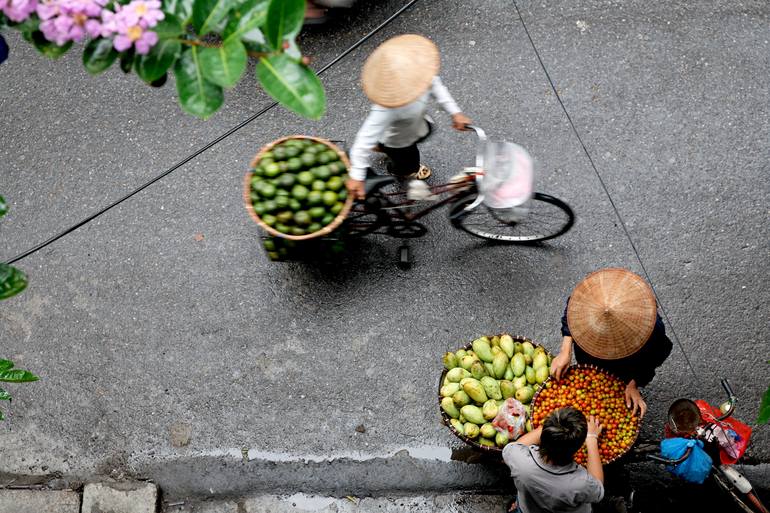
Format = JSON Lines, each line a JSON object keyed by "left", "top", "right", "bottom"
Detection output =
{"left": 439, "top": 334, "right": 552, "bottom": 452}
{"left": 244, "top": 136, "right": 353, "bottom": 240}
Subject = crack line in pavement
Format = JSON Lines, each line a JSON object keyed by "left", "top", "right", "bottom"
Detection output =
{"left": 509, "top": 0, "right": 701, "bottom": 383}
{"left": 3, "top": 0, "right": 423, "bottom": 266}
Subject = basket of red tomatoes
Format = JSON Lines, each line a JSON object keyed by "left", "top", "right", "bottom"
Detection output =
{"left": 530, "top": 364, "right": 640, "bottom": 465}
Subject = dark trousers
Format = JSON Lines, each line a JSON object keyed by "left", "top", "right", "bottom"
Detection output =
{"left": 380, "top": 119, "right": 433, "bottom": 177}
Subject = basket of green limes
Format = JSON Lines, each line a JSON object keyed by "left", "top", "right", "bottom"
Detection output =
{"left": 244, "top": 136, "right": 353, "bottom": 240}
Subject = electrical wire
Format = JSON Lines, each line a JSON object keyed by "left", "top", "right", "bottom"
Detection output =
{"left": 3, "top": 0, "right": 422, "bottom": 265}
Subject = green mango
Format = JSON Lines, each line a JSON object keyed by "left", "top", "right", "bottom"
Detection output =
{"left": 526, "top": 419, "right": 533, "bottom": 432}
{"left": 460, "top": 405, "right": 486, "bottom": 425}
{"left": 491, "top": 335, "right": 501, "bottom": 347}
{"left": 455, "top": 349, "right": 467, "bottom": 360}
{"left": 452, "top": 390, "right": 471, "bottom": 407}
{"left": 547, "top": 354, "right": 553, "bottom": 366}
{"left": 463, "top": 380, "right": 488, "bottom": 403}
{"left": 471, "top": 361, "right": 487, "bottom": 380}
{"left": 511, "top": 353, "right": 526, "bottom": 377}
{"left": 533, "top": 352, "right": 548, "bottom": 370}
{"left": 535, "top": 366, "right": 549, "bottom": 384}
{"left": 484, "top": 362, "right": 496, "bottom": 377}
{"left": 460, "top": 355, "right": 477, "bottom": 371}
{"left": 526, "top": 366, "right": 537, "bottom": 385}
{"left": 500, "top": 380, "right": 516, "bottom": 399}
{"left": 495, "top": 431, "right": 510, "bottom": 447}
{"left": 500, "top": 335, "right": 514, "bottom": 358}
{"left": 522, "top": 341, "right": 535, "bottom": 357}
{"left": 472, "top": 338, "right": 494, "bottom": 363}
{"left": 524, "top": 354, "right": 533, "bottom": 366}
{"left": 512, "top": 375, "right": 527, "bottom": 390}
{"left": 534, "top": 345, "right": 546, "bottom": 355}
{"left": 443, "top": 376, "right": 450, "bottom": 386}
{"left": 440, "top": 383, "right": 461, "bottom": 398}
{"left": 480, "top": 423, "right": 497, "bottom": 439}
{"left": 515, "top": 385, "right": 535, "bottom": 404}
{"left": 450, "top": 418, "right": 464, "bottom": 434}
{"left": 478, "top": 437, "right": 496, "bottom": 447}
{"left": 464, "top": 422, "right": 480, "bottom": 439}
{"left": 480, "top": 376, "right": 503, "bottom": 400}
{"left": 491, "top": 346, "right": 502, "bottom": 356}
{"left": 513, "top": 342, "right": 523, "bottom": 354}
{"left": 482, "top": 399, "right": 499, "bottom": 420}
{"left": 441, "top": 397, "right": 460, "bottom": 418}
{"left": 504, "top": 366, "right": 514, "bottom": 381}
{"left": 493, "top": 352, "right": 509, "bottom": 379}
{"left": 442, "top": 352, "right": 458, "bottom": 370}
{"left": 459, "top": 377, "right": 476, "bottom": 388}
{"left": 446, "top": 367, "right": 471, "bottom": 383}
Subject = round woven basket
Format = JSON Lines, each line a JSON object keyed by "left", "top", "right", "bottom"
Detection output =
{"left": 243, "top": 135, "right": 354, "bottom": 241}
{"left": 530, "top": 363, "right": 640, "bottom": 464}
{"left": 439, "top": 335, "right": 551, "bottom": 454}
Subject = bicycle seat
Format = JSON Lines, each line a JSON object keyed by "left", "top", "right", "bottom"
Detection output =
{"left": 365, "top": 175, "right": 397, "bottom": 194}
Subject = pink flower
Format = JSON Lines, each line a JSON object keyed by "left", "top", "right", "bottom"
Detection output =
{"left": 113, "top": 23, "right": 157, "bottom": 54}
{"left": 125, "top": 0, "right": 162, "bottom": 28}
{"left": 36, "top": 0, "right": 106, "bottom": 44}
{"left": 100, "top": 0, "right": 162, "bottom": 55}
{"left": 0, "top": 0, "right": 37, "bottom": 22}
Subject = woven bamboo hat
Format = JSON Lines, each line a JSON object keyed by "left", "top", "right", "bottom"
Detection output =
{"left": 566, "top": 268, "right": 657, "bottom": 360}
{"left": 361, "top": 34, "right": 440, "bottom": 108}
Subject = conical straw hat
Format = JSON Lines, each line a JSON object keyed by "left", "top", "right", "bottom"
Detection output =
{"left": 566, "top": 268, "right": 657, "bottom": 360}
{"left": 361, "top": 34, "right": 440, "bottom": 108}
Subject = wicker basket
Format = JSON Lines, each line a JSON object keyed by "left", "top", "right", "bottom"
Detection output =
{"left": 438, "top": 335, "right": 551, "bottom": 454}
{"left": 243, "top": 135, "right": 354, "bottom": 241}
{"left": 530, "top": 363, "right": 640, "bottom": 464}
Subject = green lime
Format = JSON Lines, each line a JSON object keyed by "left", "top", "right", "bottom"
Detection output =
{"left": 278, "top": 173, "right": 296, "bottom": 188}
{"left": 309, "top": 206, "right": 326, "bottom": 219}
{"left": 273, "top": 147, "right": 287, "bottom": 161}
{"left": 262, "top": 199, "right": 277, "bottom": 212}
{"left": 313, "top": 143, "right": 327, "bottom": 153}
{"left": 294, "top": 211, "right": 311, "bottom": 226}
{"left": 300, "top": 153, "right": 317, "bottom": 168}
{"left": 267, "top": 251, "right": 280, "bottom": 261}
{"left": 250, "top": 191, "right": 259, "bottom": 202}
{"left": 317, "top": 152, "right": 331, "bottom": 164}
{"left": 289, "top": 198, "right": 302, "bottom": 211}
{"left": 330, "top": 202, "right": 344, "bottom": 215}
{"left": 285, "top": 146, "right": 300, "bottom": 158}
{"left": 307, "top": 190, "right": 323, "bottom": 206}
{"left": 337, "top": 188, "right": 348, "bottom": 201}
{"left": 278, "top": 161, "right": 289, "bottom": 173}
{"left": 252, "top": 202, "right": 265, "bottom": 215}
{"left": 278, "top": 247, "right": 288, "bottom": 257}
{"left": 275, "top": 195, "right": 290, "bottom": 209}
{"left": 290, "top": 226, "right": 306, "bottom": 236}
{"left": 307, "top": 222, "right": 322, "bottom": 233}
{"left": 287, "top": 158, "right": 302, "bottom": 172}
{"left": 311, "top": 180, "right": 326, "bottom": 192}
{"left": 275, "top": 188, "right": 289, "bottom": 197}
{"left": 297, "top": 171, "right": 314, "bottom": 186}
{"left": 263, "top": 239, "right": 276, "bottom": 251}
{"left": 262, "top": 151, "right": 274, "bottom": 160}
{"left": 326, "top": 176, "right": 343, "bottom": 191}
{"left": 324, "top": 150, "right": 339, "bottom": 161}
{"left": 329, "top": 162, "right": 345, "bottom": 175}
{"left": 291, "top": 184, "right": 309, "bottom": 201}
{"left": 313, "top": 165, "right": 331, "bottom": 180}
{"left": 277, "top": 210, "right": 293, "bottom": 223}
{"left": 283, "top": 139, "right": 302, "bottom": 147}
{"left": 260, "top": 183, "right": 277, "bottom": 198}
{"left": 264, "top": 162, "right": 281, "bottom": 178}
{"left": 262, "top": 214, "right": 277, "bottom": 226}
{"left": 274, "top": 223, "right": 290, "bottom": 234}
{"left": 321, "top": 213, "right": 334, "bottom": 225}
{"left": 322, "top": 190, "right": 338, "bottom": 206}
{"left": 252, "top": 166, "right": 265, "bottom": 177}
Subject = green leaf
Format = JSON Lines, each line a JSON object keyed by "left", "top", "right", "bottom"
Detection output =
{"left": 257, "top": 54, "right": 325, "bottom": 120}
{"left": 758, "top": 383, "right": 770, "bottom": 424}
{"left": 199, "top": 38, "right": 246, "bottom": 88}
{"left": 0, "top": 263, "right": 27, "bottom": 300}
{"left": 174, "top": 46, "right": 224, "bottom": 119}
{"left": 0, "top": 360, "right": 13, "bottom": 372}
{"left": 0, "top": 388, "right": 9, "bottom": 401}
{"left": 0, "top": 369, "right": 38, "bottom": 383}
{"left": 120, "top": 51, "right": 135, "bottom": 73}
{"left": 153, "top": 13, "right": 185, "bottom": 38}
{"left": 23, "top": 31, "right": 72, "bottom": 59}
{"left": 164, "top": 0, "right": 194, "bottom": 23}
{"left": 0, "top": 409, "right": 4, "bottom": 421}
{"left": 192, "top": 0, "right": 237, "bottom": 35}
{"left": 135, "top": 39, "right": 181, "bottom": 83}
{"left": 9, "top": 16, "right": 39, "bottom": 32}
{"left": 0, "top": 194, "right": 7, "bottom": 217}
{"left": 223, "top": 0, "right": 267, "bottom": 41}
{"left": 264, "top": 0, "right": 304, "bottom": 50}
{"left": 83, "top": 38, "right": 118, "bottom": 75}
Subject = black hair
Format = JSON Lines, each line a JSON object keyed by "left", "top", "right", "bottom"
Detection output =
{"left": 539, "top": 407, "right": 588, "bottom": 466}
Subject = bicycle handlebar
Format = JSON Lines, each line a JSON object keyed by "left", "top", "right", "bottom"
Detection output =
{"left": 647, "top": 446, "right": 693, "bottom": 466}
{"left": 465, "top": 125, "right": 487, "bottom": 169}
{"left": 717, "top": 378, "right": 737, "bottom": 421}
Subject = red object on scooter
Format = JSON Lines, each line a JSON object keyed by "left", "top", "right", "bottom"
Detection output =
{"left": 695, "top": 400, "right": 752, "bottom": 465}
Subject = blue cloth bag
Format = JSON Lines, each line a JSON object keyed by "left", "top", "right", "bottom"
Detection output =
{"left": 660, "top": 438, "right": 713, "bottom": 484}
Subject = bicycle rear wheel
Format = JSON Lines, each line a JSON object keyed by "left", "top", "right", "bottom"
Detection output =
{"left": 341, "top": 194, "right": 387, "bottom": 237}
{"left": 450, "top": 193, "right": 575, "bottom": 243}
{"left": 712, "top": 467, "right": 770, "bottom": 513}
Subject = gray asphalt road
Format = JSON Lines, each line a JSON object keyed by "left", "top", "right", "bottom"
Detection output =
{"left": 1, "top": 0, "right": 768, "bottom": 499}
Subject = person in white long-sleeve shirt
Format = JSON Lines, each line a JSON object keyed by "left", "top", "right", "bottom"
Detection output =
{"left": 346, "top": 34, "right": 472, "bottom": 199}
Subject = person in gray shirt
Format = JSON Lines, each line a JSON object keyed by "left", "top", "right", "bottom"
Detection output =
{"left": 502, "top": 407, "right": 604, "bottom": 513}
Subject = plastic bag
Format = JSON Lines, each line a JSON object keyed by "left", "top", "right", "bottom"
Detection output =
{"left": 492, "top": 398, "right": 527, "bottom": 440}
{"left": 478, "top": 141, "right": 533, "bottom": 209}
{"left": 660, "top": 438, "right": 713, "bottom": 484}
{"left": 695, "top": 400, "right": 752, "bottom": 464}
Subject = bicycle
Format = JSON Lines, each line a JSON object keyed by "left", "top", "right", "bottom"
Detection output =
{"left": 644, "top": 379, "right": 769, "bottom": 513}
{"left": 340, "top": 126, "right": 575, "bottom": 266}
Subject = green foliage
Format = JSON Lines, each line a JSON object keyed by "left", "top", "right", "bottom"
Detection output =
{"left": 0, "top": 263, "right": 27, "bottom": 300}
{"left": 174, "top": 46, "right": 224, "bottom": 119}
{"left": 759, "top": 361, "right": 770, "bottom": 425}
{"left": 0, "top": 360, "right": 38, "bottom": 421}
{"left": 257, "top": 54, "right": 325, "bottom": 120}
{"left": 0, "top": 194, "right": 6, "bottom": 217}
{"left": 83, "top": 38, "right": 119, "bottom": 75}
{"left": 136, "top": 39, "right": 182, "bottom": 83}
{"left": 199, "top": 38, "right": 247, "bottom": 88}
{"left": 264, "top": 0, "right": 304, "bottom": 50}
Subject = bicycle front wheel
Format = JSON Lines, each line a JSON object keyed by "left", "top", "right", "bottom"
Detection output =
{"left": 450, "top": 193, "right": 575, "bottom": 243}
{"left": 712, "top": 468, "right": 770, "bottom": 513}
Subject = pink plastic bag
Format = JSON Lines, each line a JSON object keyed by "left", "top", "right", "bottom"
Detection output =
{"left": 492, "top": 398, "right": 527, "bottom": 440}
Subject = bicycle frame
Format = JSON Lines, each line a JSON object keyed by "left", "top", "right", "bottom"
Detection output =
{"left": 375, "top": 175, "right": 477, "bottom": 224}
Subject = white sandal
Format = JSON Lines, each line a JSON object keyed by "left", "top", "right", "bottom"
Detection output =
{"left": 406, "top": 164, "right": 432, "bottom": 180}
